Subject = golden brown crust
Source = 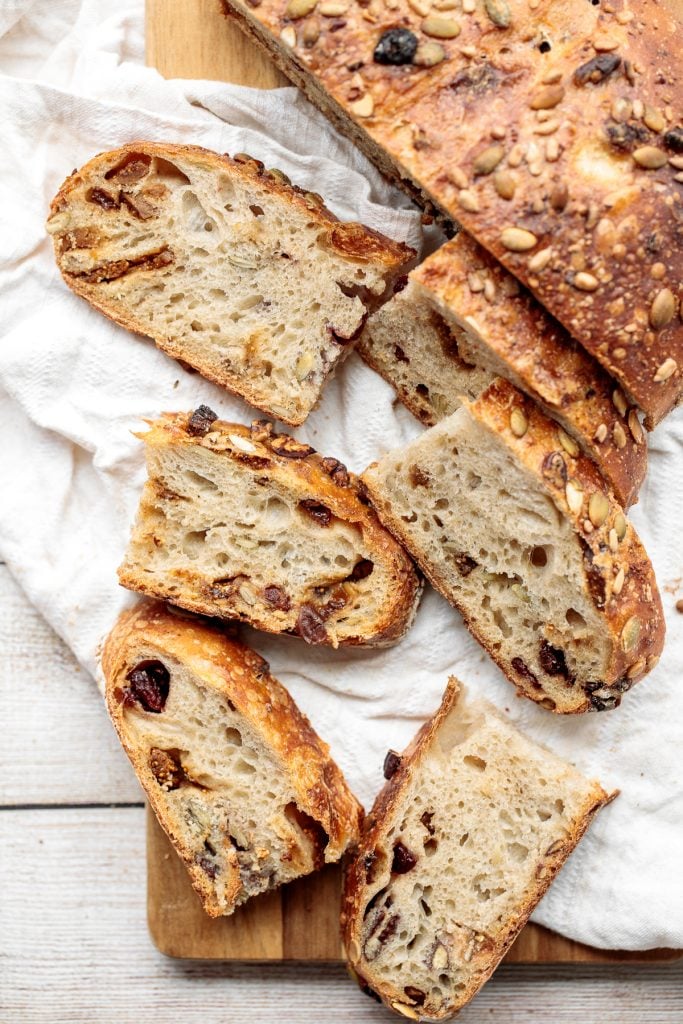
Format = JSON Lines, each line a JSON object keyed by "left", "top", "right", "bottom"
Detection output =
{"left": 103, "top": 601, "right": 363, "bottom": 913}
{"left": 47, "top": 141, "right": 414, "bottom": 426}
{"left": 362, "top": 378, "right": 664, "bottom": 713}
{"left": 118, "top": 411, "right": 422, "bottom": 647}
{"left": 341, "top": 679, "right": 611, "bottom": 1016}
{"left": 225, "top": 0, "right": 683, "bottom": 426}
{"left": 411, "top": 233, "right": 648, "bottom": 508}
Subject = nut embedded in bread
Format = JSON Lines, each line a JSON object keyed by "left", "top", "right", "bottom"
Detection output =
{"left": 118, "top": 408, "right": 422, "bottom": 647}
{"left": 362, "top": 378, "right": 664, "bottom": 713}
{"left": 360, "top": 233, "right": 648, "bottom": 508}
{"left": 342, "top": 678, "right": 613, "bottom": 1019}
{"left": 103, "top": 601, "right": 363, "bottom": 916}
{"left": 46, "top": 141, "right": 414, "bottom": 425}
{"left": 224, "top": 0, "right": 683, "bottom": 426}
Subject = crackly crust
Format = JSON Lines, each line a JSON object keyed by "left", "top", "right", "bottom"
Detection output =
{"left": 401, "top": 232, "right": 647, "bottom": 507}
{"left": 103, "top": 600, "right": 363, "bottom": 914}
{"left": 118, "top": 410, "right": 422, "bottom": 647}
{"left": 362, "top": 378, "right": 664, "bottom": 713}
{"left": 341, "top": 679, "right": 611, "bottom": 1018}
{"left": 47, "top": 141, "right": 414, "bottom": 426}
{"left": 224, "top": 0, "right": 683, "bottom": 427}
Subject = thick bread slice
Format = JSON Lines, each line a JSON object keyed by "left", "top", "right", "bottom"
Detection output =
{"left": 103, "top": 601, "right": 362, "bottom": 916}
{"left": 342, "top": 678, "right": 612, "bottom": 1020}
{"left": 46, "top": 142, "right": 413, "bottom": 425}
{"left": 224, "top": 0, "right": 683, "bottom": 426}
{"left": 118, "top": 407, "right": 422, "bottom": 647}
{"left": 359, "top": 234, "right": 648, "bottom": 508}
{"left": 362, "top": 378, "right": 664, "bottom": 713}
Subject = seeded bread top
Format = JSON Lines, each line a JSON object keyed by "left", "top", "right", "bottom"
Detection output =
{"left": 411, "top": 232, "right": 648, "bottom": 507}
{"left": 102, "top": 600, "right": 363, "bottom": 859}
{"left": 466, "top": 378, "right": 664, "bottom": 693}
{"left": 226, "top": 0, "right": 683, "bottom": 425}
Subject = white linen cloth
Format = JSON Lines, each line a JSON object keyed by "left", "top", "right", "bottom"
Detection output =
{"left": 1, "top": 0, "right": 682, "bottom": 951}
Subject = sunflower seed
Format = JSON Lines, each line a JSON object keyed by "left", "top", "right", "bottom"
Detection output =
{"left": 613, "top": 567, "right": 625, "bottom": 595}
{"left": 295, "top": 351, "right": 315, "bottom": 379}
{"left": 413, "top": 40, "right": 446, "bottom": 66}
{"left": 649, "top": 288, "right": 676, "bottom": 329}
{"left": 229, "top": 433, "right": 257, "bottom": 453}
{"left": 558, "top": 428, "right": 579, "bottom": 456}
{"left": 391, "top": 1004, "right": 420, "bottom": 1020}
{"left": 628, "top": 409, "right": 644, "bottom": 444}
{"left": 528, "top": 246, "right": 553, "bottom": 273}
{"left": 594, "top": 423, "right": 608, "bottom": 443}
{"left": 350, "top": 93, "right": 374, "bottom": 117}
{"left": 280, "top": 25, "right": 297, "bottom": 45}
{"left": 643, "top": 105, "right": 666, "bottom": 133}
{"left": 613, "top": 422, "right": 627, "bottom": 449}
{"left": 493, "top": 169, "right": 517, "bottom": 199}
{"left": 473, "top": 144, "right": 505, "bottom": 175}
{"left": 510, "top": 407, "right": 528, "bottom": 437}
{"left": 530, "top": 84, "right": 565, "bottom": 110}
{"left": 566, "top": 479, "right": 584, "bottom": 514}
{"left": 422, "top": 15, "right": 460, "bottom": 37}
{"left": 653, "top": 357, "right": 677, "bottom": 382}
{"left": 500, "top": 227, "right": 537, "bottom": 252}
{"left": 573, "top": 271, "right": 599, "bottom": 292}
{"left": 458, "top": 189, "right": 480, "bottom": 212}
{"left": 633, "top": 146, "right": 667, "bottom": 169}
{"left": 285, "top": 0, "right": 317, "bottom": 17}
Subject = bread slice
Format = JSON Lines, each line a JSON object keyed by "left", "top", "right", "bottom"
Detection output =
{"left": 103, "top": 601, "right": 362, "bottom": 916}
{"left": 359, "top": 233, "right": 648, "bottom": 508}
{"left": 342, "top": 678, "right": 612, "bottom": 1019}
{"left": 362, "top": 378, "right": 664, "bottom": 713}
{"left": 118, "top": 407, "right": 422, "bottom": 647}
{"left": 223, "top": 0, "right": 683, "bottom": 426}
{"left": 46, "top": 142, "right": 413, "bottom": 425}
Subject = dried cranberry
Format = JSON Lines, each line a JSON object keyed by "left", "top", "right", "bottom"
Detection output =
{"left": 383, "top": 749, "right": 402, "bottom": 779}
{"left": 511, "top": 657, "right": 540, "bottom": 688}
{"left": 298, "top": 499, "right": 332, "bottom": 526}
{"left": 420, "top": 810, "right": 435, "bottom": 835}
{"left": 539, "top": 641, "right": 570, "bottom": 679}
{"left": 664, "top": 127, "right": 683, "bottom": 152}
{"left": 297, "top": 604, "right": 328, "bottom": 644}
{"left": 187, "top": 405, "right": 218, "bottom": 436}
{"left": 373, "top": 28, "right": 418, "bottom": 66}
{"left": 391, "top": 841, "right": 417, "bottom": 874}
{"left": 124, "top": 660, "right": 170, "bottom": 713}
{"left": 264, "top": 585, "right": 291, "bottom": 610}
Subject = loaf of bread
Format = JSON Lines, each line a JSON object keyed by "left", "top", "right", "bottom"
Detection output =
{"left": 224, "top": 0, "right": 683, "bottom": 427}
{"left": 118, "top": 407, "right": 421, "bottom": 647}
{"left": 46, "top": 141, "right": 413, "bottom": 425}
{"left": 362, "top": 378, "right": 664, "bottom": 713}
{"left": 360, "top": 233, "right": 648, "bottom": 508}
{"left": 103, "top": 601, "right": 362, "bottom": 916}
{"left": 342, "top": 678, "right": 612, "bottom": 1019}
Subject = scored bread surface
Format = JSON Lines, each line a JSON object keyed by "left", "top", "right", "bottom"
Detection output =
{"left": 360, "top": 233, "right": 648, "bottom": 508}
{"left": 362, "top": 378, "right": 664, "bottom": 713}
{"left": 47, "top": 141, "right": 413, "bottom": 425}
{"left": 103, "top": 601, "right": 362, "bottom": 916}
{"left": 118, "top": 408, "right": 422, "bottom": 647}
{"left": 224, "top": 0, "right": 683, "bottom": 426}
{"left": 342, "top": 678, "right": 612, "bottom": 1020}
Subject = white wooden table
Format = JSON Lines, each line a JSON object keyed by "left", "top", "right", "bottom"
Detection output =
{"left": 1, "top": 562, "right": 681, "bottom": 1022}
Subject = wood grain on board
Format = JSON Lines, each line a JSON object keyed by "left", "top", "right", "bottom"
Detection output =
{"left": 144, "top": 0, "right": 680, "bottom": 967}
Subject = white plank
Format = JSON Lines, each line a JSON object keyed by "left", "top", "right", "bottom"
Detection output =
{"left": 0, "top": 565, "right": 140, "bottom": 805}
{"left": 1, "top": 808, "right": 681, "bottom": 1023}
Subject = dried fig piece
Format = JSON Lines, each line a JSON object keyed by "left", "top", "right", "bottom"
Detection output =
{"left": 298, "top": 499, "right": 333, "bottom": 526}
{"left": 104, "top": 152, "right": 152, "bottom": 183}
{"left": 149, "top": 747, "right": 186, "bottom": 790}
{"left": 86, "top": 186, "right": 120, "bottom": 209}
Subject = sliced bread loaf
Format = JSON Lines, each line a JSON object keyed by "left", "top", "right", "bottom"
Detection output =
{"left": 362, "top": 378, "right": 664, "bottom": 713}
{"left": 103, "top": 601, "right": 362, "bottom": 916}
{"left": 46, "top": 142, "right": 413, "bottom": 425}
{"left": 342, "top": 678, "right": 612, "bottom": 1019}
{"left": 359, "top": 234, "right": 647, "bottom": 508}
{"left": 118, "top": 407, "right": 421, "bottom": 647}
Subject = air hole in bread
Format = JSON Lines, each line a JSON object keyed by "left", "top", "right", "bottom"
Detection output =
{"left": 463, "top": 755, "right": 487, "bottom": 772}
{"left": 225, "top": 727, "right": 243, "bottom": 746}
{"left": 152, "top": 157, "right": 191, "bottom": 185}
{"left": 424, "top": 838, "right": 438, "bottom": 857}
{"left": 183, "top": 529, "right": 208, "bottom": 557}
{"left": 234, "top": 757, "right": 257, "bottom": 775}
{"left": 507, "top": 842, "right": 529, "bottom": 863}
{"left": 182, "top": 190, "right": 216, "bottom": 232}
{"left": 565, "top": 608, "right": 587, "bottom": 628}
{"left": 529, "top": 545, "right": 549, "bottom": 567}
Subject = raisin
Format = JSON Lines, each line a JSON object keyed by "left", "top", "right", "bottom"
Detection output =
{"left": 297, "top": 604, "right": 329, "bottom": 644}
{"left": 104, "top": 152, "right": 152, "bottom": 182}
{"left": 392, "top": 841, "right": 417, "bottom": 874}
{"left": 664, "top": 127, "right": 683, "bottom": 152}
{"left": 574, "top": 53, "right": 621, "bottom": 86}
{"left": 264, "top": 585, "right": 291, "bottom": 610}
{"left": 383, "top": 749, "right": 402, "bottom": 779}
{"left": 393, "top": 274, "right": 409, "bottom": 293}
{"left": 187, "top": 405, "right": 218, "bottom": 436}
{"left": 195, "top": 853, "right": 218, "bottom": 879}
{"left": 539, "top": 641, "right": 571, "bottom": 679}
{"left": 420, "top": 811, "right": 435, "bottom": 835}
{"left": 298, "top": 499, "right": 332, "bottom": 526}
{"left": 86, "top": 187, "right": 120, "bottom": 209}
{"left": 373, "top": 28, "right": 418, "bottom": 66}
{"left": 124, "top": 660, "right": 170, "bottom": 713}
{"left": 511, "top": 656, "right": 540, "bottom": 688}
{"left": 348, "top": 559, "right": 374, "bottom": 582}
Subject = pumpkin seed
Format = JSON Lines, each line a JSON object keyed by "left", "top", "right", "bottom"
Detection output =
{"left": 558, "top": 428, "right": 579, "bottom": 456}
{"left": 621, "top": 616, "right": 641, "bottom": 652}
{"left": 588, "top": 491, "right": 609, "bottom": 528}
{"left": 484, "top": 0, "right": 510, "bottom": 28}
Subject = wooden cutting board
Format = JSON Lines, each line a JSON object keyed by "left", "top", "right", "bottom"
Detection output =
{"left": 144, "top": 0, "right": 680, "bottom": 965}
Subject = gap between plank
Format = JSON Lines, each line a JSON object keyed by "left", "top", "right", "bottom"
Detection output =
{"left": 1, "top": 801, "right": 145, "bottom": 811}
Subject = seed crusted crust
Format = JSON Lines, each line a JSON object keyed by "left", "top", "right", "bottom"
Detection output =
{"left": 103, "top": 601, "right": 363, "bottom": 915}
{"left": 362, "top": 378, "right": 664, "bottom": 713}
{"left": 118, "top": 410, "right": 422, "bottom": 647}
{"left": 364, "top": 231, "right": 647, "bottom": 508}
{"left": 341, "top": 678, "right": 612, "bottom": 1019}
{"left": 223, "top": 0, "right": 683, "bottom": 426}
{"left": 47, "top": 141, "right": 414, "bottom": 426}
